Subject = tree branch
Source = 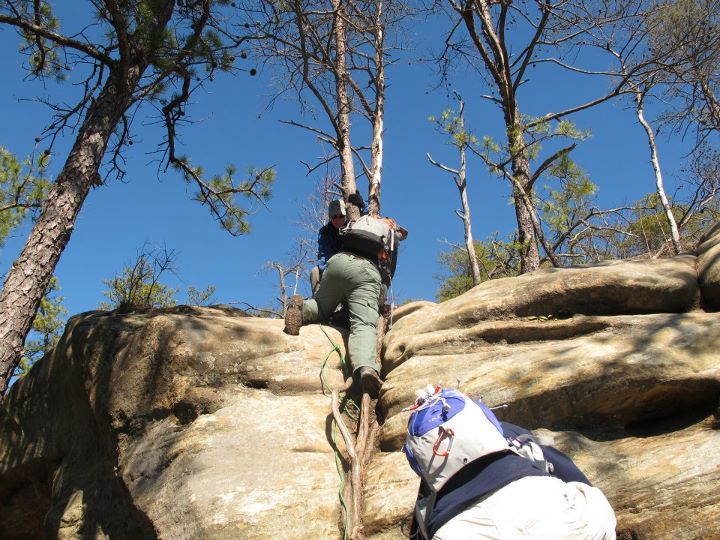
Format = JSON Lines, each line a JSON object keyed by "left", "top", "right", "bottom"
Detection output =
{"left": 529, "top": 143, "right": 576, "bottom": 187}
{"left": 427, "top": 152, "right": 460, "bottom": 175}
{"left": 0, "top": 14, "right": 114, "bottom": 66}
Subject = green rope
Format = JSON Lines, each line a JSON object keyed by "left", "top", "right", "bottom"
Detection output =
{"left": 332, "top": 420, "right": 349, "bottom": 540}
{"left": 319, "top": 326, "right": 342, "bottom": 396}
{"left": 318, "top": 324, "right": 357, "bottom": 540}
{"left": 319, "top": 325, "right": 349, "bottom": 389}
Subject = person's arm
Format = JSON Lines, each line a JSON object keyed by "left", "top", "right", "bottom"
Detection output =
{"left": 539, "top": 445, "right": 592, "bottom": 485}
{"left": 317, "top": 225, "right": 334, "bottom": 272}
{"left": 501, "top": 421, "right": 592, "bottom": 485}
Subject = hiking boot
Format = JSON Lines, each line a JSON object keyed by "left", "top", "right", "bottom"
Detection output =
{"left": 284, "top": 295, "right": 304, "bottom": 336}
{"left": 357, "top": 367, "right": 383, "bottom": 399}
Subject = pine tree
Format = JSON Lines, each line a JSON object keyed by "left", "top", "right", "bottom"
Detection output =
{"left": 0, "top": 1, "right": 273, "bottom": 395}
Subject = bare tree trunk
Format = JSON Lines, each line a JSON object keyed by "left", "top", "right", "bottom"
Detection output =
{"left": 331, "top": 0, "right": 359, "bottom": 219}
{"left": 456, "top": 0, "right": 543, "bottom": 273}
{"left": 331, "top": 389, "right": 363, "bottom": 539}
{"left": 451, "top": 0, "right": 631, "bottom": 273}
{"left": 513, "top": 187, "right": 541, "bottom": 272}
{"left": 458, "top": 169, "right": 482, "bottom": 284}
{"left": 456, "top": 103, "right": 482, "bottom": 284}
{"left": 508, "top": 126, "right": 541, "bottom": 273}
{"left": 635, "top": 91, "right": 682, "bottom": 254}
{"left": 700, "top": 78, "right": 720, "bottom": 132}
{"left": 367, "top": 1, "right": 384, "bottom": 217}
{"left": 427, "top": 99, "right": 482, "bottom": 285}
{"left": 271, "top": 263, "right": 289, "bottom": 313}
{"left": 0, "top": 68, "right": 139, "bottom": 394}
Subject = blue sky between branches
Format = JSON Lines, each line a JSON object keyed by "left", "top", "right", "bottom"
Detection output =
{"left": 0, "top": 6, "right": 695, "bottom": 319}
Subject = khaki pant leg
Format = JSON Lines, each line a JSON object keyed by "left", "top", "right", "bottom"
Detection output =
{"left": 344, "top": 257, "right": 382, "bottom": 372}
{"left": 310, "top": 266, "right": 321, "bottom": 295}
{"left": 303, "top": 255, "right": 346, "bottom": 322}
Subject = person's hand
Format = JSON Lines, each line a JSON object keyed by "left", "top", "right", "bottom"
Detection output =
{"left": 348, "top": 191, "right": 365, "bottom": 212}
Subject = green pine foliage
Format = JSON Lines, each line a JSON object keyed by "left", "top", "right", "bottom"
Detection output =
{"left": 619, "top": 194, "right": 719, "bottom": 257}
{"left": 187, "top": 285, "right": 217, "bottom": 306}
{"left": 479, "top": 117, "right": 591, "bottom": 181}
{"left": 541, "top": 156, "right": 598, "bottom": 253}
{"left": 435, "top": 237, "right": 521, "bottom": 302}
{"left": 172, "top": 161, "right": 276, "bottom": 236}
{"left": 99, "top": 245, "right": 221, "bottom": 310}
{"left": 16, "top": 277, "right": 67, "bottom": 378}
{"left": 0, "top": 146, "right": 52, "bottom": 246}
{"left": 10, "top": 0, "right": 274, "bottom": 237}
{"left": 19, "top": 2, "right": 63, "bottom": 79}
{"left": 429, "top": 109, "right": 479, "bottom": 149}
{"left": 100, "top": 268, "right": 178, "bottom": 311}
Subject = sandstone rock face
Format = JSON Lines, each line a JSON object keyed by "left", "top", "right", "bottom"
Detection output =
{"left": 2, "top": 242, "right": 720, "bottom": 540}
{"left": 1, "top": 307, "right": 350, "bottom": 539}
{"left": 696, "top": 222, "right": 720, "bottom": 309}
{"left": 380, "top": 312, "right": 720, "bottom": 449}
{"left": 369, "top": 309, "right": 720, "bottom": 540}
{"left": 383, "top": 255, "right": 700, "bottom": 370}
{"left": 367, "top": 252, "right": 720, "bottom": 540}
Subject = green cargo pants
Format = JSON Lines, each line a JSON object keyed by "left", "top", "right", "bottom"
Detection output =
{"left": 302, "top": 252, "right": 382, "bottom": 373}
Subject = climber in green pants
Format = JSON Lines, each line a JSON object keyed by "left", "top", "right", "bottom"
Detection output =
{"left": 284, "top": 207, "right": 407, "bottom": 399}
{"left": 304, "top": 251, "right": 382, "bottom": 371}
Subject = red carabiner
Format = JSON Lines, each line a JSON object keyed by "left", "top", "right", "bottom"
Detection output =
{"left": 432, "top": 426, "right": 455, "bottom": 457}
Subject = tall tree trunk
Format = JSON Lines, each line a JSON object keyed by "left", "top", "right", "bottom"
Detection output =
{"left": 456, "top": 101, "right": 481, "bottom": 285}
{"left": 458, "top": 158, "right": 481, "bottom": 285}
{"left": 331, "top": 0, "right": 359, "bottom": 220}
{"left": 635, "top": 91, "right": 682, "bottom": 254}
{"left": 367, "top": 0, "right": 384, "bottom": 217}
{"left": 508, "top": 125, "right": 541, "bottom": 272}
{"left": 700, "top": 79, "right": 720, "bottom": 132}
{"left": 458, "top": 0, "right": 541, "bottom": 273}
{"left": 428, "top": 98, "right": 482, "bottom": 284}
{"left": 0, "top": 67, "right": 139, "bottom": 394}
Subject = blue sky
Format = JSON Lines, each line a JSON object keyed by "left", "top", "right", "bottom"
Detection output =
{"left": 0, "top": 6, "right": 695, "bottom": 320}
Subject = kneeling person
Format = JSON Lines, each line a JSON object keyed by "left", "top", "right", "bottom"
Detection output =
{"left": 403, "top": 386, "right": 617, "bottom": 540}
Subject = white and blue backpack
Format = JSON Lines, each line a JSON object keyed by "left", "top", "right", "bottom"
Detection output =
{"left": 403, "top": 386, "right": 509, "bottom": 492}
{"left": 402, "top": 385, "right": 551, "bottom": 539}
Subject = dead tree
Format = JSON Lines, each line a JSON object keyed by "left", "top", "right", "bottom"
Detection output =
{"left": 586, "top": 0, "right": 719, "bottom": 255}
{"left": 646, "top": 0, "right": 720, "bottom": 145}
{"left": 634, "top": 88, "right": 683, "bottom": 254}
{"left": 428, "top": 96, "right": 483, "bottom": 286}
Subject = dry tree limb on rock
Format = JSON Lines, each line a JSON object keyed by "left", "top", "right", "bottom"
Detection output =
{"left": 356, "top": 393, "right": 373, "bottom": 465}
{"left": 357, "top": 309, "right": 388, "bottom": 462}
{"left": 332, "top": 389, "right": 364, "bottom": 539}
{"left": 329, "top": 310, "right": 389, "bottom": 539}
